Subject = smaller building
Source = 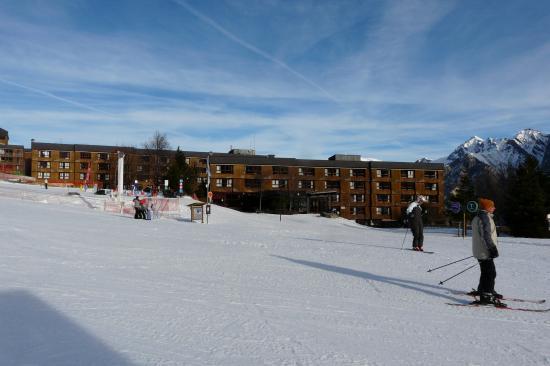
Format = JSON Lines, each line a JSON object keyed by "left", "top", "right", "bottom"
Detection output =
{"left": 0, "top": 144, "right": 25, "bottom": 175}
{"left": 0, "top": 128, "right": 8, "bottom": 145}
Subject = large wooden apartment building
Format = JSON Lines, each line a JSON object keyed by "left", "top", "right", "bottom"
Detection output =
{"left": 28, "top": 141, "right": 444, "bottom": 223}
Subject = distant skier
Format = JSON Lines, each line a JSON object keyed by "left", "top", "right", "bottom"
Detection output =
{"left": 406, "top": 195, "right": 427, "bottom": 251}
{"left": 133, "top": 196, "right": 143, "bottom": 219}
{"left": 44, "top": 178, "right": 48, "bottom": 190}
{"left": 139, "top": 198, "right": 148, "bottom": 220}
{"left": 470, "top": 198, "right": 504, "bottom": 306}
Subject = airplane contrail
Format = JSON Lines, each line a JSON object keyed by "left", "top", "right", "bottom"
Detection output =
{"left": 171, "top": 0, "right": 338, "bottom": 103}
{"left": 0, "top": 77, "right": 115, "bottom": 116}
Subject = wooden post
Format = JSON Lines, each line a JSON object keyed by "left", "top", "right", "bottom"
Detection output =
{"left": 463, "top": 212, "right": 466, "bottom": 238}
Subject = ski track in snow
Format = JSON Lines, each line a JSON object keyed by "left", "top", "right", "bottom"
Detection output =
{"left": 1, "top": 181, "right": 550, "bottom": 365}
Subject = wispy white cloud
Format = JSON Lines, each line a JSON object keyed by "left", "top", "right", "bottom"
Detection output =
{"left": 170, "top": 0, "right": 338, "bottom": 102}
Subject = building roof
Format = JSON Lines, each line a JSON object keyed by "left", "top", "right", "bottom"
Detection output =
{"left": 29, "top": 141, "right": 445, "bottom": 170}
{"left": 0, "top": 144, "right": 24, "bottom": 149}
{"left": 0, "top": 128, "right": 8, "bottom": 138}
{"left": 370, "top": 161, "right": 445, "bottom": 170}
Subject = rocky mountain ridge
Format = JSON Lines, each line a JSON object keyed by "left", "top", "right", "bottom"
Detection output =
{"left": 426, "top": 129, "right": 550, "bottom": 194}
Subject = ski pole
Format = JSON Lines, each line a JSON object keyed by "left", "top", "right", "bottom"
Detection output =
{"left": 400, "top": 227, "right": 409, "bottom": 250}
{"left": 438, "top": 263, "right": 478, "bottom": 285}
{"left": 427, "top": 256, "right": 474, "bottom": 272}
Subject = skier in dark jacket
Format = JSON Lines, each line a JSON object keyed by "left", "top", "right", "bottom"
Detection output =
{"left": 470, "top": 198, "right": 504, "bottom": 306}
{"left": 406, "top": 195, "right": 426, "bottom": 251}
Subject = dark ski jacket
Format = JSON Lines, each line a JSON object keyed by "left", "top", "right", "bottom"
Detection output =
{"left": 407, "top": 203, "right": 423, "bottom": 231}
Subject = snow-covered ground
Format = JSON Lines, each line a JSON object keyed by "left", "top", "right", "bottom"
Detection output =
{"left": 1, "top": 181, "right": 550, "bottom": 366}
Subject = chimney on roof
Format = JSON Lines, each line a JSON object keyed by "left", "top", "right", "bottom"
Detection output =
{"left": 328, "top": 154, "right": 361, "bottom": 161}
{"left": 229, "top": 148, "right": 256, "bottom": 156}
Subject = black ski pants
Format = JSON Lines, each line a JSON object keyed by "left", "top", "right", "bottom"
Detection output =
{"left": 477, "top": 259, "right": 497, "bottom": 294}
{"left": 410, "top": 222, "right": 424, "bottom": 248}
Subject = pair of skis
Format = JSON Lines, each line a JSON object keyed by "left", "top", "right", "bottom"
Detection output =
{"left": 447, "top": 291, "right": 548, "bottom": 312}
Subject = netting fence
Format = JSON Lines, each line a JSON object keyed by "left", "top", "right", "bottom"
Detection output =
{"left": 104, "top": 197, "right": 185, "bottom": 219}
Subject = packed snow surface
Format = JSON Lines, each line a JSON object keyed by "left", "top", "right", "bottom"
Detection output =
{"left": 1, "top": 181, "right": 550, "bottom": 365}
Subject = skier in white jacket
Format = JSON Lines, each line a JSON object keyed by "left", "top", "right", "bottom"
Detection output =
{"left": 471, "top": 198, "right": 504, "bottom": 306}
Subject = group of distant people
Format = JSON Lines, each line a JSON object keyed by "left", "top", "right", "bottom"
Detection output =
{"left": 133, "top": 196, "right": 153, "bottom": 220}
{"left": 406, "top": 195, "right": 503, "bottom": 307}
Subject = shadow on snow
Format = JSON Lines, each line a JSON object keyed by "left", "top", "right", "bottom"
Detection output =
{"left": 272, "top": 255, "right": 464, "bottom": 303}
{"left": 0, "top": 290, "right": 135, "bottom": 366}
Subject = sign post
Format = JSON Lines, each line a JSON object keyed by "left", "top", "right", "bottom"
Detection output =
{"left": 206, "top": 191, "right": 213, "bottom": 224}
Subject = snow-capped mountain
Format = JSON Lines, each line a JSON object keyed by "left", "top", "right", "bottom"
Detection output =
{"left": 434, "top": 129, "right": 550, "bottom": 193}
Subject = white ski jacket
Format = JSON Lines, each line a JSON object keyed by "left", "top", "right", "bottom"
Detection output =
{"left": 471, "top": 210, "right": 498, "bottom": 260}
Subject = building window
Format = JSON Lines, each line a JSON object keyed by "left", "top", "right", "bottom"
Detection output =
{"left": 350, "top": 181, "right": 365, "bottom": 189}
{"left": 324, "top": 168, "right": 340, "bottom": 177}
{"left": 245, "top": 165, "right": 262, "bottom": 174}
{"left": 185, "top": 158, "right": 190, "bottom": 165}
{"left": 376, "top": 194, "right": 391, "bottom": 203}
{"left": 401, "top": 194, "right": 415, "bottom": 203}
{"left": 80, "top": 162, "right": 88, "bottom": 170}
{"left": 97, "top": 173, "right": 109, "bottom": 181}
{"left": 59, "top": 162, "right": 70, "bottom": 169}
{"left": 401, "top": 170, "right": 415, "bottom": 178}
{"left": 245, "top": 179, "right": 261, "bottom": 188}
{"left": 160, "top": 156, "right": 170, "bottom": 164}
{"left": 272, "top": 166, "right": 289, "bottom": 175}
{"left": 97, "top": 153, "right": 109, "bottom": 160}
{"left": 38, "top": 172, "right": 51, "bottom": 179}
{"left": 216, "top": 179, "right": 232, "bottom": 188}
{"left": 79, "top": 173, "right": 86, "bottom": 180}
{"left": 298, "top": 180, "right": 314, "bottom": 189}
{"left": 60, "top": 151, "right": 70, "bottom": 159}
{"left": 298, "top": 167, "right": 315, "bottom": 176}
{"left": 217, "top": 165, "right": 234, "bottom": 174}
{"left": 402, "top": 182, "right": 415, "bottom": 190}
{"left": 98, "top": 163, "right": 110, "bottom": 171}
{"left": 352, "top": 194, "right": 365, "bottom": 202}
{"left": 137, "top": 165, "right": 143, "bottom": 172}
{"left": 140, "top": 155, "right": 149, "bottom": 162}
{"left": 425, "top": 171, "right": 438, "bottom": 179}
{"left": 59, "top": 172, "right": 70, "bottom": 180}
{"left": 351, "top": 207, "right": 366, "bottom": 215}
{"left": 376, "top": 169, "right": 389, "bottom": 178}
{"left": 350, "top": 169, "right": 366, "bottom": 177}
{"left": 80, "top": 152, "right": 91, "bottom": 159}
{"left": 272, "top": 179, "right": 287, "bottom": 189}
{"left": 325, "top": 181, "right": 340, "bottom": 189}
{"left": 425, "top": 183, "right": 438, "bottom": 191}
{"left": 376, "top": 182, "right": 391, "bottom": 190}
{"left": 39, "top": 150, "right": 51, "bottom": 158}
{"left": 38, "top": 161, "right": 51, "bottom": 169}
{"left": 376, "top": 207, "right": 391, "bottom": 215}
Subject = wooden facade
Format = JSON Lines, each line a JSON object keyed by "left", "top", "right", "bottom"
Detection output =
{"left": 27, "top": 141, "right": 445, "bottom": 223}
{"left": 0, "top": 144, "right": 25, "bottom": 175}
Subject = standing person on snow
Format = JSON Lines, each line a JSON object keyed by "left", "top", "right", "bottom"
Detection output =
{"left": 133, "top": 196, "right": 143, "bottom": 219}
{"left": 406, "top": 195, "right": 427, "bottom": 251}
{"left": 44, "top": 178, "right": 48, "bottom": 190}
{"left": 471, "top": 198, "right": 504, "bottom": 306}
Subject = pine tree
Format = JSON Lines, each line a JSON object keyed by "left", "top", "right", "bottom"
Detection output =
{"left": 504, "top": 156, "right": 549, "bottom": 238}
{"left": 164, "top": 148, "right": 199, "bottom": 196}
{"left": 449, "top": 170, "right": 477, "bottom": 221}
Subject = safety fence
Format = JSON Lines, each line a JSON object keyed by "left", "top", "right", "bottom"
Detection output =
{"left": 104, "top": 197, "right": 185, "bottom": 218}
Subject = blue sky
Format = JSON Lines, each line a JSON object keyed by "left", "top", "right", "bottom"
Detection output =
{"left": 1, "top": 0, "right": 549, "bottom": 161}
